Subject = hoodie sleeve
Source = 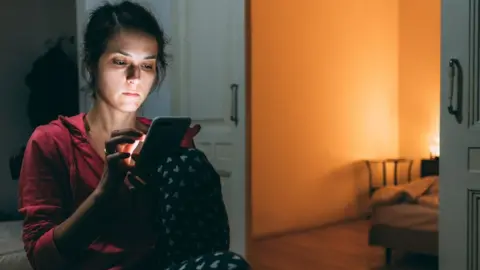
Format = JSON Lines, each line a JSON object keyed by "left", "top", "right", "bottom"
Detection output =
{"left": 18, "top": 126, "right": 69, "bottom": 270}
{"left": 181, "top": 124, "right": 201, "bottom": 148}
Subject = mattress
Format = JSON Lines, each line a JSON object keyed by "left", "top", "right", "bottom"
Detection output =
{"left": 0, "top": 220, "right": 32, "bottom": 270}
{"left": 371, "top": 203, "right": 438, "bottom": 232}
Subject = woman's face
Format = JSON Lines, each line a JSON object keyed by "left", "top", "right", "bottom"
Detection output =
{"left": 95, "top": 29, "right": 158, "bottom": 112}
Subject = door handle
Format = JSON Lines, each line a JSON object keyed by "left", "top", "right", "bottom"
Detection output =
{"left": 217, "top": 169, "right": 232, "bottom": 178}
{"left": 447, "top": 58, "right": 463, "bottom": 124}
{"left": 230, "top": 84, "right": 239, "bottom": 126}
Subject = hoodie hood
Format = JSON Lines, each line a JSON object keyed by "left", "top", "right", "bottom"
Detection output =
{"left": 57, "top": 113, "right": 87, "bottom": 142}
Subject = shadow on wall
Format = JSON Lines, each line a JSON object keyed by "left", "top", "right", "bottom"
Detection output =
{"left": 311, "top": 159, "right": 414, "bottom": 225}
{"left": 316, "top": 161, "right": 371, "bottom": 221}
{"left": 252, "top": 160, "right": 382, "bottom": 239}
{"left": 252, "top": 160, "right": 372, "bottom": 239}
{"left": 0, "top": 0, "right": 77, "bottom": 213}
{"left": 9, "top": 36, "right": 79, "bottom": 182}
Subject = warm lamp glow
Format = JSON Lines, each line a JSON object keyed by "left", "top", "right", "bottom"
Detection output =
{"left": 429, "top": 135, "right": 440, "bottom": 158}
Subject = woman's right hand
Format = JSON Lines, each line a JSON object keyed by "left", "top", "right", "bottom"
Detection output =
{"left": 96, "top": 128, "right": 144, "bottom": 196}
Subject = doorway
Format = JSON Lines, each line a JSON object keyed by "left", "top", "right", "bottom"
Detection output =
{"left": 248, "top": 0, "right": 441, "bottom": 269}
{"left": 0, "top": 0, "right": 77, "bottom": 211}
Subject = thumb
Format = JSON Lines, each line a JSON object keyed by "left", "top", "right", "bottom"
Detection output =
{"left": 107, "top": 152, "right": 131, "bottom": 169}
{"left": 121, "top": 140, "right": 141, "bottom": 167}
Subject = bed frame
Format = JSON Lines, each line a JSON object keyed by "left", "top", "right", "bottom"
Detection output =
{"left": 364, "top": 158, "right": 414, "bottom": 198}
{"left": 365, "top": 158, "right": 439, "bottom": 265}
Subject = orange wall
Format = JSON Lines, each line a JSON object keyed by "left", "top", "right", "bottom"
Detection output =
{"left": 398, "top": 0, "right": 441, "bottom": 172}
{"left": 250, "top": 1, "right": 400, "bottom": 237}
{"left": 250, "top": 0, "right": 441, "bottom": 237}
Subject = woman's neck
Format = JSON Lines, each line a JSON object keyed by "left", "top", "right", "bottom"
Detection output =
{"left": 86, "top": 99, "right": 138, "bottom": 135}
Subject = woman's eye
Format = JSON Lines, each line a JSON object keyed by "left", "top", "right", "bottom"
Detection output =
{"left": 142, "top": 64, "right": 154, "bottom": 70}
{"left": 113, "top": 59, "right": 126, "bottom": 65}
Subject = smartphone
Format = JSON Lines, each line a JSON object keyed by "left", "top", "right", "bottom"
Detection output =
{"left": 133, "top": 116, "right": 192, "bottom": 176}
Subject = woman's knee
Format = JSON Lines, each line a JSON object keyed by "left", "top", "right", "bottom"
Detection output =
{"left": 166, "top": 251, "right": 251, "bottom": 270}
{"left": 212, "top": 251, "right": 251, "bottom": 269}
{"left": 158, "top": 149, "right": 219, "bottom": 188}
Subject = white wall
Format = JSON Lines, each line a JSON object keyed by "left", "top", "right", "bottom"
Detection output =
{"left": 0, "top": 0, "right": 76, "bottom": 213}
{"left": 77, "top": 0, "right": 172, "bottom": 117}
{"left": 138, "top": 0, "right": 172, "bottom": 118}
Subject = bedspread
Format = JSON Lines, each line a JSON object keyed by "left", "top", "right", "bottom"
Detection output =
{"left": 369, "top": 176, "right": 439, "bottom": 209}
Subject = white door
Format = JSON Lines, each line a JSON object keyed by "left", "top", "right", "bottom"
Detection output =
{"left": 76, "top": 0, "right": 94, "bottom": 112}
{"left": 170, "top": 0, "right": 247, "bottom": 257}
{"left": 440, "top": 0, "right": 479, "bottom": 269}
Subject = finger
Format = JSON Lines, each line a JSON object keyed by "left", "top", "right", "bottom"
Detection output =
{"left": 130, "top": 173, "right": 147, "bottom": 186}
{"left": 110, "top": 128, "right": 143, "bottom": 138}
{"left": 131, "top": 153, "right": 140, "bottom": 162}
{"left": 122, "top": 139, "right": 140, "bottom": 155}
{"left": 137, "top": 124, "right": 149, "bottom": 135}
{"left": 134, "top": 175, "right": 147, "bottom": 185}
{"left": 124, "top": 172, "right": 137, "bottom": 190}
{"left": 127, "top": 173, "right": 147, "bottom": 189}
{"left": 105, "top": 136, "right": 137, "bottom": 154}
{"left": 106, "top": 152, "right": 130, "bottom": 166}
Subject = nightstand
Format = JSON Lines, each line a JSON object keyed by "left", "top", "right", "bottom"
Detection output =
{"left": 420, "top": 158, "right": 439, "bottom": 177}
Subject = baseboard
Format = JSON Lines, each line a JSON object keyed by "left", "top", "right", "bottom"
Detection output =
{"left": 252, "top": 215, "right": 365, "bottom": 241}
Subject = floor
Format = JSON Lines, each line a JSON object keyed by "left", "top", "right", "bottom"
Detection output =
{"left": 249, "top": 220, "right": 438, "bottom": 270}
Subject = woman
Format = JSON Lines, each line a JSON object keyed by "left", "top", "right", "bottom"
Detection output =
{"left": 18, "top": 1, "right": 250, "bottom": 270}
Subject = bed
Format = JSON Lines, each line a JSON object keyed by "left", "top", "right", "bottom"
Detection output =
{"left": 0, "top": 220, "right": 31, "bottom": 270}
{"left": 366, "top": 158, "right": 439, "bottom": 265}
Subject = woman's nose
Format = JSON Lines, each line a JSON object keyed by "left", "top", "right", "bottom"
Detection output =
{"left": 127, "top": 65, "right": 140, "bottom": 83}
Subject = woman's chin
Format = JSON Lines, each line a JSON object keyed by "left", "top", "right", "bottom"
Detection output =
{"left": 118, "top": 103, "right": 142, "bottom": 113}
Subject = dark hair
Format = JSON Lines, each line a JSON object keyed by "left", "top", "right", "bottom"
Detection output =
{"left": 82, "top": 0, "right": 169, "bottom": 98}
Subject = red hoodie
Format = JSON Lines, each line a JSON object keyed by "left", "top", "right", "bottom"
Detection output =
{"left": 18, "top": 113, "right": 200, "bottom": 270}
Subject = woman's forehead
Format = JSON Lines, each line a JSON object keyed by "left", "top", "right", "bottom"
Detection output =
{"left": 105, "top": 30, "right": 158, "bottom": 58}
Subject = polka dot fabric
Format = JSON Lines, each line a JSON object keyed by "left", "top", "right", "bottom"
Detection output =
{"left": 149, "top": 148, "right": 250, "bottom": 270}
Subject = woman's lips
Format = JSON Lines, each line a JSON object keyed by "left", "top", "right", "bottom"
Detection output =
{"left": 122, "top": 92, "right": 140, "bottom": 97}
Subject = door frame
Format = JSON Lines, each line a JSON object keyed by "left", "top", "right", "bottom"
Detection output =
{"left": 244, "top": 0, "right": 252, "bottom": 260}
{"left": 169, "top": 0, "right": 252, "bottom": 259}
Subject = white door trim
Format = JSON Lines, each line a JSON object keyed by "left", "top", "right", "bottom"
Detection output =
{"left": 169, "top": 0, "right": 249, "bottom": 257}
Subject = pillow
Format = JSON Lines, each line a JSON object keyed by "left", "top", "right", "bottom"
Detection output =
{"left": 370, "top": 186, "right": 407, "bottom": 207}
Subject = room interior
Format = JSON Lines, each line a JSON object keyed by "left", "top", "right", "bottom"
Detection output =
{"left": 0, "top": 0, "right": 441, "bottom": 269}
{"left": 248, "top": 0, "right": 441, "bottom": 269}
